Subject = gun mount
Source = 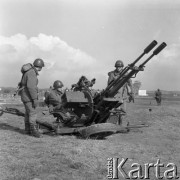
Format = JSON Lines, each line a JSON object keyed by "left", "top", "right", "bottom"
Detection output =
{"left": 35, "top": 40, "right": 166, "bottom": 138}
{"left": 1, "top": 41, "right": 166, "bottom": 138}
{"left": 91, "top": 41, "right": 167, "bottom": 124}
{"left": 0, "top": 106, "right": 25, "bottom": 117}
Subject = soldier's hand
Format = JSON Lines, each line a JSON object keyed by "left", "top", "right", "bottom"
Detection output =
{"left": 32, "top": 99, "right": 38, "bottom": 108}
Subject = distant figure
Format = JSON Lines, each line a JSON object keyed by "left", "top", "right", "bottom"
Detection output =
{"left": 154, "top": 89, "right": 162, "bottom": 106}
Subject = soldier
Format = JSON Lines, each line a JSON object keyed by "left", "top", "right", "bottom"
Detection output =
{"left": 44, "top": 80, "right": 64, "bottom": 112}
{"left": 108, "top": 60, "right": 134, "bottom": 126}
{"left": 154, "top": 89, "right": 162, "bottom": 106}
{"left": 19, "top": 58, "right": 45, "bottom": 137}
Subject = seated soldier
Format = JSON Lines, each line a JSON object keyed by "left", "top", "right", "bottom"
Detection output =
{"left": 44, "top": 80, "right": 64, "bottom": 113}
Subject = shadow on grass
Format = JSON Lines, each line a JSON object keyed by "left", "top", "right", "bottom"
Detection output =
{"left": 42, "top": 132, "right": 109, "bottom": 140}
{"left": 0, "top": 122, "right": 26, "bottom": 135}
{"left": 75, "top": 133, "right": 110, "bottom": 140}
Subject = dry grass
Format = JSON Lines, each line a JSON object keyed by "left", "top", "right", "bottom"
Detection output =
{"left": 0, "top": 98, "right": 180, "bottom": 179}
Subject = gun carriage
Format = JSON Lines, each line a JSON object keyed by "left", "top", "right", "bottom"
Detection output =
{"left": 0, "top": 41, "right": 166, "bottom": 138}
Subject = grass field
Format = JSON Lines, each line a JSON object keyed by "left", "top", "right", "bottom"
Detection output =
{"left": 0, "top": 97, "right": 180, "bottom": 180}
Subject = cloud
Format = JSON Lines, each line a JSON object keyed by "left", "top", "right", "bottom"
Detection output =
{"left": 0, "top": 34, "right": 29, "bottom": 51}
{"left": 0, "top": 33, "right": 106, "bottom": 89}
{"left": 1, "top": 33, "right": 180, "bottom": 91}
{"left": 162, "top": 43, "right": 180, "bottom": 59}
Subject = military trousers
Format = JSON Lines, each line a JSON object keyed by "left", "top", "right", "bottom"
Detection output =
{"left": 117, "top": 99, "right": 128, "bottom": 126}
{"left": 155, "top": 97, "right": 162, "bottom": 106}
{"left": 23, "top": 102, "right": 37, "bottom": 133}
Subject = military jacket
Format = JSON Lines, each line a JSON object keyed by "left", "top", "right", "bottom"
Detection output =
{"left": 45, "top": 89, "right": 63, "bottom": 107}
{"left": 20, "top": 66, "right": 39, "bottom": 103}
{"left": 155, "top": 91, "right": 162, "bottom": 97}
{"left": 108, "top": 69, "right": 133, "bottom": 100}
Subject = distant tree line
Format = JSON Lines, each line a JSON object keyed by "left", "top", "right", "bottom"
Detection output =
{"left": 0, "top": 87, "right": 48, "bottom": 95}
{"left": 0, "top": 87, "right": 16, "bottom": 94}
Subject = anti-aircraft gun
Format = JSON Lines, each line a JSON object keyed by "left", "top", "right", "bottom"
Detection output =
{"left": 35, "top": 40, "right": 166, "bottom": 138}
{"left": 0, "top": 41, "right": 166, "bottom": 138}
{"left": 91, "top": 40, "right": 167, "bottom": 124}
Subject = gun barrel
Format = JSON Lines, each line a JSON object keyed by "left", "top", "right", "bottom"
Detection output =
{"left": 130, "top": 40, "right": 157, "bottom": 66}
{"left": 107, "top": 41, "right": 158, "bottom": 89}
{"left": 92, "top": 40, "right": 167, "bottom": 124}
{"left": 144, "top": 40, "right": 158, "bottom": 54}
{"left": 140, "top": 42, "right": 167, "bottom": 67}
{"left": 153, "top": 42, "right": 167, "bottom": 55}
{"left": 107, "top": 42, "right": 167, "bottom": 98}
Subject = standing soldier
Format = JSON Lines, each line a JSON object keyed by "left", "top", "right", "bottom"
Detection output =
{"left": 154, "top": 89, "right": 162, "bottom": 106}
{"left": 108, "top": 60, "right": 134, "bottom": 126}
{"left": 19, "top": 58, "right": 45, "bottom": 137}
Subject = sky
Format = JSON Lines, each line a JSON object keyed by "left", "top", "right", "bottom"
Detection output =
{"left": 0, "top": 0, "right": 180, "bottom": 90}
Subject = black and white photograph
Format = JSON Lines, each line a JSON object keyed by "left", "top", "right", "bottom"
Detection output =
{"left": 0, "top": 0, "right": 179, "bottom": 179}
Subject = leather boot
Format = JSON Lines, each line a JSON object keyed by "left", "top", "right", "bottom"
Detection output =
{"left": 30, "top": 124, "right": 42, "bottom": 138}
{"left": 25, "top": 122, "right": 31, "bottom": 134}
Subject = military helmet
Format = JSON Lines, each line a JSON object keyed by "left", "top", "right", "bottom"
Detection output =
{"left": 53, "top": 80, "right": 64, "bottom": 89}
{"left": 115, "top": 60, "right": 124, "bottom": 67}
{"left": 33, "top": 58, "right": 45, "bottom": 68}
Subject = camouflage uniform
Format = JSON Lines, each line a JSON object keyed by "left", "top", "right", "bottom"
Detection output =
{"left": 108, "top": 69, "right": 134, "bottom": 125}
{"left": 19, "top": 65, "right": 40, "bottom": 137}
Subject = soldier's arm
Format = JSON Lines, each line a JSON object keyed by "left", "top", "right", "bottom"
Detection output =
{"left": 47, "top": 93, "right": 62, "bottom": 112}
{"left": 127, "top": 78, "right": 134, "bottom": 93}
{"left": 26, "top": 71, "right": 38, "bottom": 100}
{"left": 126, "top": 79, "right": 135, "bottom": 102}
{"left": 107, "top": 72, "right": 114, "bottom": 85}
{"left": 44, "top": 92, "right": 50, "bottom": 105}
